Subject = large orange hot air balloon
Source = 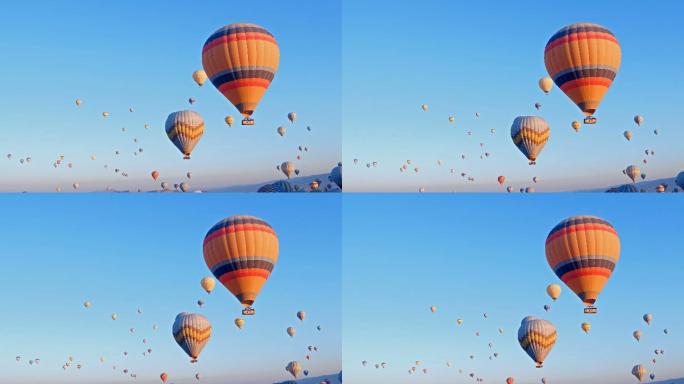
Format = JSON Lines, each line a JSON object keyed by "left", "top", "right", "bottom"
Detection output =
{"left": 203, "top": 215, "right": 279, "bottom": 315}
{"left": 202, "top": 24, "right": 279, "bottom": 126}
{"left": 545, "top": 216, "right": 620, "bottom": 313}
{"left": 544, "top": 23, "right": 621, "bottom": 124}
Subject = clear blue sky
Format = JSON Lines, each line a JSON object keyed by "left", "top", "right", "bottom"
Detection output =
{"left": 343, "top": 194, "right": 683, "bottom": 383}
{"left": 0, "top": 0, "right": 340, "bottom": 192}
{"left": 343, "top": 0, "right": 684, "bottom": 192}
{"left": 0, "top": 194, "right": 341, "bottom": 383}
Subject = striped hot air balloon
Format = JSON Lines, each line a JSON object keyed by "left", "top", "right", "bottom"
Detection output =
{"left": 172, "top": 313, "right": 211, "bottom": 363}
{"left": 544, "top": 23, "right": 621, "bottom": 124}
{"left": 510, "top": 116, "right": 549, "bottom": 165}
{"left": 203, "top": 216, "right": 279, "bottom": 315}
{"left": 545, "top": 216, "right": 620, "bottom": 313}
{"left": 632, "top": 364, "right": 647, "bottom": 382}
{"left": 625, "top": 165, "right": 641, "bottom": 183}
{"left": 202, "top": 23, "right": 279, "bottom": 125}
{"left": 518, "top": 316, "right": 557, "bottom": 368}
{"left": 165, "top": 111, "right": 204, "bottom": 159}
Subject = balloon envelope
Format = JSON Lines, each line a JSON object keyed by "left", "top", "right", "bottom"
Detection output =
{"left": 544, "top": 23, "right": 621, "bottom": 118}
{"left": 518, "top": 316, "right": 557, "bottom": 367}
{"left": 545, "top": 216, "right": 620, "bottom": 308}
{"left": 172, "top": 312, "right": 211, "bottom": 362}
{"left": 165, "top": 111, "right": 205, "bottom": 159}
{"left": 202, "top": 24, "right": 279, "bottom": 119}
{"left": 510, "top": 116, "right": 550, "bottom": 163}
{"left": 203, "top": 216, "right": 279, "bottom": 309}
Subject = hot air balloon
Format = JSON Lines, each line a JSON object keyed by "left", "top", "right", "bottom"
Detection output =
{"left": 535, "top": 102, "right": 542, "bottom": 110}
{"left": 430, "top": 306, "right": 437, "bottom": 313}
{"left": 539, "top": 77, "right": 553, "bottom": 94}
{"left": 200, "top": 277, "right": 215, "bottom": 294}
{"left": 623, "top": 130, "right": 633, "bottom": 141}
{"left": 234, "top": 318, "right": 245, "bottom": 329}
{"left": 581, "top": 322, "right": 591, "bottom": 334}
{"left": 111, "top": 313, "right": 117, "bottom": 320}
{"left": 172, "top": 312, "right": 211, "bottom": 363}
{"left": 75, "top": 99, "right": 82, "bottom": 106}
{"left": 632, "top": 365, "right": 647, "bottom": 382}
{"left": 151, "top": 171, "right": 159, "bottom": 181}
{"left": 287, "top": 327, "right": 296, "bottom": 337}
{"left": 421, "top": 104, "right": 429, "bottom": 112}
{"left": 84, "top": 301, "right": 92, "bottom": 308}
{"left": 625, "top": 165, "right": 640, "bottom": 183}
{"left": 281, "top": 161, "right": 295, "bottom": 179}
{"left": 202, "top": 24, "right": 279, "bottom": 125}
{"left": 160, "top": 372, "right": 168, "bottom": 383}
{"left": 449, "top": 116, "right": 455, "bottom": 123}
{"left": 102, "top": 112, "right": 109, "bottom": 118}
{"left": 544, "top": 304, "right": 551, "bottom": 312}
{"left": 203, "top": 216, "right": 278, "bottom": 315}
{"left": 288, "top": 112, "right": 297, "bottom": 123}
{"left": 571, "top": 121, "right": 581, "bottom": 133}
{"left": 633, "top": 330, "right": 642, "bottom": 342}
{"left": 297, "top": 311, "right": 306, "bottom": 321}
{"left": 192, "top": 70, "right": 208, "bottom": 86}
{"left": 225, "top": 116, "right": 234, "bottom": 127}
{"left": 518, "top": 316, "right": 557, "bottom": 368}
{"left": 457, "top": 319, "right": 463, "bottom": 325}
{"left": 546, "top": 216, "right": 620, "bottom": 313}
{"left": 180, "top": 182, "right": 190, "bottom": 192}
{"left": 544, "top": 23, "right": 621, "bottom": 124}
{"left": 511, "top": 116, "right": 550, "bottom": 165}
{"left": 507, "top": 377, "right": 515, "bottom": 384}
{"left": 498, "top": 176, "right": 506, "bottom": 185}
{"left": 165, "top": 110, "right": 205, "bottom": 159}
{"left": 330, "top": 164, "right": 342, "bottom": 189}
{"left": 634, "top": 115, "right": 644, "bottom": 127}
{"left": 277, "top": 126, "right": 286, "bottom": 136}
{"left": 643, "top": 314, "right": 652, "bottom": 325}
{"left": 546, "top": 284, "right": 561, "bottom": 301}
{"left": 286, "top": 361, "right": 302, "bottom": 378}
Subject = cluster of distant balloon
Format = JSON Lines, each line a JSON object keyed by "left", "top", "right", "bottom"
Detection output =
{"left": 18, "top": 215, "right": 338, "bottom": 382}
{"left": 65, "top": 23, "right": 340, "bottom": 192}
{"left": 351, "top": 23, "right": 681, "bottom": 192}
{"left": 358, "top": 215, "right": 671, "bottom": 382}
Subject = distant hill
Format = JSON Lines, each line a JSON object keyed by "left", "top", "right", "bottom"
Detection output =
{"left": 273, "top": 372, "right": 341, "bottom": 384}
{"left": 581, "top": 177, "right": 681, "bottom": 193}
{"left": 208, "top": 173, "right": 341, "bottom": 193}
{"left": 650, "top": 378, "right": 684, "bottom": 384}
